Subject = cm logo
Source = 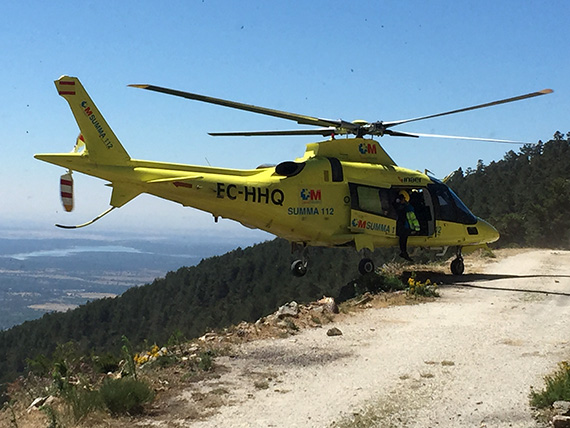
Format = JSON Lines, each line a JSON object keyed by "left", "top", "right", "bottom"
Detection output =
{"left": 351, "top": 219, "right": 366, "bottom": 228}
{"left": 358, "top": 142, "right": 377, "bottom": 155}
{"left": 300, "top": 188, "right": 321, "bottom": 201}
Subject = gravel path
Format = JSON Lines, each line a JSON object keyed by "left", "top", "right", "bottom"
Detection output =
{"left": 181, "top": 250, "right": 570, "bottom": 427}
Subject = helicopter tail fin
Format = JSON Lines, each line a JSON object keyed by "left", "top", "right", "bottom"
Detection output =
{"left": 54, "top": 75, "right": 131, "bottom": 165}
{"left": 35, "top": 77, "right": 141, "bottom": 224}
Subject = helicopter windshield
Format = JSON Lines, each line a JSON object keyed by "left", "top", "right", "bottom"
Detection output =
{"left": 428, "top": 178, "right": 477, "bottom": 225}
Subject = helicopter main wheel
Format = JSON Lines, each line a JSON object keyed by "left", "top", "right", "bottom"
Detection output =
{"left": 358, "top": 258, "right": 375, "bottom": 275}
{"left": 450, "top": 257, "right": 465, "bottom": 275}
{"left": 291, "top": 260, "right": 308, "bottom": 277}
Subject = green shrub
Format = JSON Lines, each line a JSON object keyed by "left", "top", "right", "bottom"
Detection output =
{"left": 40, "top": 404, "right": 61, "bottom": 428}
{"left": 283, "top": 319, "right": 299, "bottom": 331}
{"left": 62, "top": 385, "right": 103, "bottom": 422}
{"left": 26, "top": 353, "right": 52, "bottom": 377}
{"left": 381, "top": 274, "right": 406, "bottom": 292}
{"left": 167, "top": 329, "right": 186, "bottom": 348}
{"left": 92, "top": 352, "right": 120, "bottom": 374}
{"left": 4, "top": 400, "right": 19, "bottom": 428}
{"left": 155, "top": 354, "right": 177, "bottom": 369}
{"left": 99, "top": 377, "right": 154, "bottom": 416}
{"left": 121, "top": 336, "right": 137, "bottom": 380}
{"left": 530, "top": 361, "right": 570, "bottom": 408}
{"left": 198, "top": 352, "right": 213, "bottom": 372}
{"left": 355, "top": 272, "right": 406, "bottom": 295}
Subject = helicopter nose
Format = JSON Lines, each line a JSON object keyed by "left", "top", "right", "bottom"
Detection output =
{"left": 476, "top": 218, "right": 500, "bottom": 244}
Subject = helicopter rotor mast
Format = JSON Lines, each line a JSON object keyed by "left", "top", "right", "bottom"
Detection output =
{"left": 129, "top": 84, "right": 553, "bottom": 143}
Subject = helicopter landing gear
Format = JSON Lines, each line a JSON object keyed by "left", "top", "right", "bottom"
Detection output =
{"left": 358, "top": 249, "right": 375, "bottom": 275}
{"left": 450, "top": 247, "right": 465, "bottom": 275}
{"left": 358, "top": 258, "right": 375, "bottom": 275}
{"left": 290, "top": 242, "right": 309, "bottom": 277}
{"left": 291, "top": 259, "right": 308, "bottom": 277}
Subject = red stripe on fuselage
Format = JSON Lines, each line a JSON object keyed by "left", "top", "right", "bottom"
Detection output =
{"left": 173, "top": 181, "right": 193, "bottom": 188}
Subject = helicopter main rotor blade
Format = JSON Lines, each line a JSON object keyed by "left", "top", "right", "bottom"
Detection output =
{"left": 209, "top": 128, "right": 340, "bottom": 137}
{"left": 394, "top": 131, "right": 528, "bottom": 144}
{"left": 383, "top": 89, "right": 553, "bottom": 128}
{"left": 130, "top": 84, "right": 553, "bottom": 140}
{"left": 129, "top": 84, "right": 351, "bottom": 130}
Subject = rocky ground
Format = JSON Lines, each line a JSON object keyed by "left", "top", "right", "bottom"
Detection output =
{"left": 5, "top": 249, "right": 570, "bottom": 427}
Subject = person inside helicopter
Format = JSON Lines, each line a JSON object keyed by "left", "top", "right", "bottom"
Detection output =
{"left": 393, "top": 190, "right": 420, "bottom": 262}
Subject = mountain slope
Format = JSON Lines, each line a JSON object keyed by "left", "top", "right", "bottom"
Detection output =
{"left": 0, "top": 238, "right": 392, "bottom": 395}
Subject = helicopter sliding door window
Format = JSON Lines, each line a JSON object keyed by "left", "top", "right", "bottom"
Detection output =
{"left": 349, "top": 183, "right": 395, "bottom": 219}
{"left": 357, "top": 186, "right": 383, "bottom": 215}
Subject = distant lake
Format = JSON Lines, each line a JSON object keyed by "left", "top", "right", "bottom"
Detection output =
{"left": 5, "top": 245, "right": 146, "bottom": 261}
{"left": 0, "top": 235, "right": 268, "bottom": 330}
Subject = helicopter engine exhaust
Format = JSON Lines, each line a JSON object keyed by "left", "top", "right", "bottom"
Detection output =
{"left": 275, "top": 161, "right": 305, "bottom": 177}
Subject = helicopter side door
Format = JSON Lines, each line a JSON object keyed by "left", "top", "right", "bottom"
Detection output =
{"left": 348, "top": 183, "right": 396, "bottom": 239}
{"left": 348, "top": 183, "right": 435, "bottom": 240}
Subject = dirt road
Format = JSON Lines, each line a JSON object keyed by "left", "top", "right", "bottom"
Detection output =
{"left": 181, "top": 250, "right": 570, "bottom": 427}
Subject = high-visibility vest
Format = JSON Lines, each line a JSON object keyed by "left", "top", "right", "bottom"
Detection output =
{"left": 406, "top": 209, "right": 420, "bottom": 232}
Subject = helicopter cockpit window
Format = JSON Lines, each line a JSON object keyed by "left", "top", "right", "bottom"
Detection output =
{"left": 448, "top": 187, "right": 478, "bottom": 224}
{"left": 427, "top": 181, "right": 477, "bottom": 225}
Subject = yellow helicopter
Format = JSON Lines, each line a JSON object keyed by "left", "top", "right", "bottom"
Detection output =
{"left": 35, "top": 76, "right": 552, "bottom": 276}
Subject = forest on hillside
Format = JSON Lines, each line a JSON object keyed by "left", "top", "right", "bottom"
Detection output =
{"left": 447, "top": 132, "right": 570, "bottom": 248}
{"left": 0, "top": 239, "right": 395, "bottom": 398}
{"left": 1, "top": 132, "right": 568, "bottom": 400}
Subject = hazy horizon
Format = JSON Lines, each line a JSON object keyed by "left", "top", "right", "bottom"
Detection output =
{"left": 0, "top": 230, "right": 273, "bottom": 330}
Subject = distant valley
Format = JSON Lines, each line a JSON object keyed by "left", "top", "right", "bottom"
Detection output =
{"left": 0, "top": 235, "right": 260, "bottom": 330}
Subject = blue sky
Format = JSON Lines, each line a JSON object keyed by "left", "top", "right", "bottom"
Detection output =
{"left": 1, "top": 0, "right": 567, "bottom": 242}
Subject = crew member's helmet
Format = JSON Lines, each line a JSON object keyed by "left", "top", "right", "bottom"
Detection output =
{"left": 398, "top": 190, "right": 410, "bottom": 202}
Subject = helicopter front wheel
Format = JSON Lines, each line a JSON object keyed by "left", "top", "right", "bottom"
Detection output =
{"left": 450, "top": 256, "right": 465, "bottom": 275}
{"left": 291, "top": 260, "right": 308, "bottom": 277}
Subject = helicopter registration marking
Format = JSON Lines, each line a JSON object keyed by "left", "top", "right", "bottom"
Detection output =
{"left": 216, "top": 183, "right": 284, "bottom": 206}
